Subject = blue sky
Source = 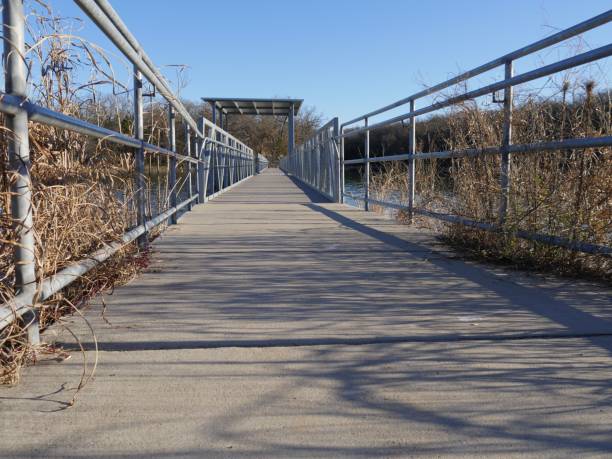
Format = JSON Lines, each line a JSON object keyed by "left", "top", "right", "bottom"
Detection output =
{"left": 50, "top": 0, "right": 611, "bottom": 123}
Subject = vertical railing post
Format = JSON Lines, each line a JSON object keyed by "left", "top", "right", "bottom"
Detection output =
{"left": 364, "top": 117, "right": 370, "bottom": 211}
{"left": 197, "top": 118, "right": 206, "bottom": 203}
{"left": 326, "top": 128, "right": 332, "bottom": 196}
{"left": 219, "top": 142, "right": 225, "bottom": 191}
{"left": 227, "top": 144, "right": 231, "bottom": 187}
{"left": 229, "top": 140, "right": 235, "bottom": 186}
{"left": 133, "top": 65, "right": 146, "bottom": 246}
{"left": 185, "top": 124, "right": 193, "bottom": 211}
{"left": 340, "top": 126, "right": 345, "bottom": 204}
{"left": 499, "top": 60, "right": 513, "bottom": 225}
{"left": 317, "top": 131, "right": 322, "bottom": 192}
{"left": 218, "top": 143, "right": 222, "bottom": 189}
{"left": 168, "top": 105, "right": 177, "bottom": 224}
{"left": 408, "top": 99, "right": 416, "bottom": 223}
{"left": 211, "top": 142, "right": 216, "bottom": 197}
{"left": 310, "top": 139, "right": 314, "bottom": 185}
{"left": 333, "top": 118, "right": 341, "bottom": 203}
{"left": 220, "top": 144, "right": 225, "bottom": 191}
{"left": 4, "top": 0, "right": 38, "bottom": 344}
{"left": 193, "top": 135, "right": 200, "bottom": 203}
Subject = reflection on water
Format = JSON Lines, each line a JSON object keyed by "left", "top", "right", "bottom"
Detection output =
{"left": 344, "top": 180, "right": 404, "bottom": 218}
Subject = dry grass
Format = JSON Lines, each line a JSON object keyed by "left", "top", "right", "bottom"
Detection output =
{"left": 368, "top": 83, "right": 611, "bottom": 281}
{"left": 0, "top": 3, "right": 180, "bottom": 386}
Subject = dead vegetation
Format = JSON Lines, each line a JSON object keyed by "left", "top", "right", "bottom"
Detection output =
{"left": 0, "top": 3, "right": 173, "bottom": 386}
{"left": 361, "top": 80, "right": 611, "bottom": 281}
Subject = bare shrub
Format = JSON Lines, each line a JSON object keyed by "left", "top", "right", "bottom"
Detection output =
{"left": 368, "top": 81, "right": 610, "bottom": 280}
{"left": 0, "top": 3, "right": 170, "bottom": 385}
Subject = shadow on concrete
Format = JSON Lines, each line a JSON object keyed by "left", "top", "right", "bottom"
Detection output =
{"left": 305, "top": 203, "right": 612, "bottom": 354}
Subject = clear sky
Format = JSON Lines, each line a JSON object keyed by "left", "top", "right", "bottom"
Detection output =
{"left": 51, "top": 0, "right": 611, "bottom": 123}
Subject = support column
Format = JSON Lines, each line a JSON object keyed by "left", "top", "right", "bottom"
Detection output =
{"left": 211, "top": 101, "right": 217, "bottom": 126}
{"left": 4, "top": 0, "right": 38, "bottom": 344}
{"left": 288, "top": 102, "right": 295, "bottom": 156}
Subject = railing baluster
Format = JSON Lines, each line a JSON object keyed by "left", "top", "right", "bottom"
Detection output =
{"left": 341, "top": 126, "right": 345, "bottom": 204}
{"left": 4, "top": 0, "right": 39, "bottom": 344}
{"left": 168, "top": 105, "right": 177, "bottom": 224}
{"left": 364, "top": 117, "right": 370, "bottom": 211}
{"left": 197, "top": 118, "right": 205, "bottom": 203}
{"left": 408, "top": 99, "right": 416, "bottom": 223}
{"left": 133, "top": 65, "right": 146, "bottom": 245}
{"left": 185, "top": 124, "right": 193, "bottom": 211}
{"left": 333, "top": 118, "right": 341, "bottom": 203}
{"left": 499, "top": 60, "right": 514, "bottom": 225}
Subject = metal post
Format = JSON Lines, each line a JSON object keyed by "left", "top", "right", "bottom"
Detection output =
{"left": 225, "top": 145, "right": 230, "bottom": 188}
{"left": 168, "top": 105, "right": 177, "bottom": 224}
{"left": 133, "top": 65, "right": 146, "bottom": 246}
{"left": 197, "top": 118, "right": 205, "bottom": 203}
{"left": 225, "top": 145, "right": 230, "bottom": 187}
{"left": 194, "top": 135, "right": 200, "bottom": 203}
{"left": 211, "top": 101, "right": 217, "bottom": 126}
{"left": 218, "top": 144, "right": 224, "bottom": 191}
{"left": 340, "top": 126, "right": 345, "bottom": 204}
{"left": 4, "top": 0, "right": 38, "bottom": 344}
{"left": 499, "top": 60, "right": 513, "bottom": 225}
{"left": 185, "top": 124, "right": 193, "bottom": 211}
{"left": 288, "top": 102, "right": 295, "bottom": 156}
{"left": 213, "top": 144, "right": 218, "bottom": 194}
{"left": 333, "top": 118, "right": 341, "bottom": 202}
{"left": 364, "top": 117, "right": 370, "bottom": 211}
{"left": 229, "top": 140, "right": 234, "bottom": 185}
{"left": 219, "top": 143, "right": 225, "bottom": 191}
{"left": 408, "top": 99, "right": 416, "bottom": 223}
{"left": 317, "top": 131, "right": 322, "bottom": 191}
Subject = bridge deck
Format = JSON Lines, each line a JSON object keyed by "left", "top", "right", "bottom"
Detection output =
{"left": 3, "top": 168, "right": 612, "bottom": 458}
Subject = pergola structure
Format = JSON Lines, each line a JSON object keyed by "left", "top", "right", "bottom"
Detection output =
{"left": 202, "top": 97, "right": 303, "bottom": 155}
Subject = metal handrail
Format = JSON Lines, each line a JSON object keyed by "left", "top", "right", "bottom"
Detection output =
{"left": 280, "top": 118, "right": 340, "bottom": 201}
{"left": 0, "top": 0, "right": 259, "bottom": 340}
{"left": 341, "top": 10, "right": 612, "bottom": 129}
{"left": 282, "top": 10, "right": 612, "bottom": 257}
{"left": 339, "top": 43, "right": 612, "bottom": 138}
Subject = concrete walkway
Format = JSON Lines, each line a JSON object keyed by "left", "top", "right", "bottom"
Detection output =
{"left": 2, "top": 168, "right": 612, "bottom": 458}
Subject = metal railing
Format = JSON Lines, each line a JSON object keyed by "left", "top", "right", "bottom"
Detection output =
{"left": 0, "top": 0, "right": 261, "bottom": 341}
{"left": 279, "top": 118, "right": 340, "bottom": 201}
{"left": 282, "top": 10, "right": 611, "bottom": 256}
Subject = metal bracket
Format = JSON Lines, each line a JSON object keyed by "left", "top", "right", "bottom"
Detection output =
{"left": 492, "top": 90, "right": 506, "bottom": 104}
{"left": 143, "top": 83, "right": 156, "bottom": 98}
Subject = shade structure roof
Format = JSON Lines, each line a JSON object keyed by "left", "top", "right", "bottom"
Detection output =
{"left": 202, "top": 97, "right": 303, "bottom": 117}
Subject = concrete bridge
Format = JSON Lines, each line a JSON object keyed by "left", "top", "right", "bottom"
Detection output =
{"left": 1, "top": 1, "right": 611, "bottom": 457}
{"left": 3, "top": 169, "right": 612, "bottom": 457}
